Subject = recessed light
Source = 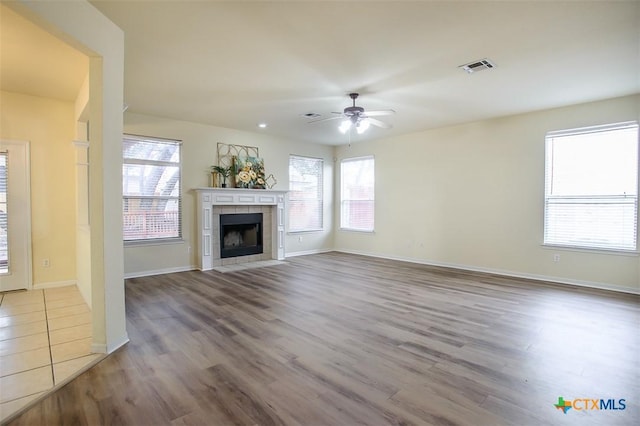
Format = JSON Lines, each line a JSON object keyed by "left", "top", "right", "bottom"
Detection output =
{"left": 257, "top": 123, "right": 267, "bottom": 128}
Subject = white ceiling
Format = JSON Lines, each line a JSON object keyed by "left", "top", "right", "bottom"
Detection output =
{"left": 3, "top": 1, "right": 639, "bottom": 146}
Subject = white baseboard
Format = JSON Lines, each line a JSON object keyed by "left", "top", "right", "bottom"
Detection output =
{"left": 120, "top": 251, "right": 638, "bottom": 294}
{"left": 285, "top": 248, "right": 333, "bottom": 258}
{"left": 91, "top": 333, "right": 129, "bottom": 354}
{"left": 124, "top": 265, "right": 196, "bottom": 279}
{"left": 32, "top": 280, "right": 77, "bottom": 290}
{"left": 335, "top": 249, "right": 640, "bottom": 295}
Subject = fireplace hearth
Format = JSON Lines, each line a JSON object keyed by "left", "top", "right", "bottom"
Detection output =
{"left": 220, "top": 213, "right": 263, "bottom": 258}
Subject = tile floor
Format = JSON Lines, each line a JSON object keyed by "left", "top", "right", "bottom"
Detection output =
{"left": 0, "top": 286, "right": 102, "bottom": 422}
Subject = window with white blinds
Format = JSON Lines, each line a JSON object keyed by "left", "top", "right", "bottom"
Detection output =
{"left": 288, "top": 155, "right": 323, "bottom": 232}
{"left": 544, "top": 122, "right": 639, "bottom": 251}
{"left": 123, "top": 135, "right": 182, "bottom": 242}
{"left": 341, "top": 156, "right": 375, "bottom": 232}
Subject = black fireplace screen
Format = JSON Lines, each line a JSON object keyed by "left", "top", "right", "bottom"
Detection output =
{"left": 220, "top": 213, "right": 263, "bottom": 258}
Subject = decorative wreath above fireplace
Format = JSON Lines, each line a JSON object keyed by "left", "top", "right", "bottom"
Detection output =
{"left": 216, "top": 142, "right": 258, "bottom": 171}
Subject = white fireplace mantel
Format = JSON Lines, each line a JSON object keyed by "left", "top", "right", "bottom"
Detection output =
{"left": 194, "top": 188, "right": 287, "bottom": 270}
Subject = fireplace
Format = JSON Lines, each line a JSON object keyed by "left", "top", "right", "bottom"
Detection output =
{"left": 195, "top": 188, "right": 286, "bottom": 270}
{"left": 220, "top": 213, "right": 263, "bottom": 258}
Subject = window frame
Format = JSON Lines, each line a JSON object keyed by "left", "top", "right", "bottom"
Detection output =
{"left": 288, "top": 155, "right": 324, "bottom": 233}
{"left": 543, "top": 121, "right": 639, "bottom": 253}
{"left": 340, "top": 155, "right": 375, "bottom": 232}
{"left": 122, "top": 134, "right": 183, "bottom": 244}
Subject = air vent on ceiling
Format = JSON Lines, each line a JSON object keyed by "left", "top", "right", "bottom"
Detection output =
{"left": 459, "top": 58, "right": 496, "bottom": 74}
{"left": 302, "top": 112, "right": 321, "bottom": 119}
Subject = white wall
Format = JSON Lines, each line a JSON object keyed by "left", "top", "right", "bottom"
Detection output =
{"left": 12, "top": 0, "right": 128, "bottom": 353}
{"left": 123, "top": 112, "right": 334, "bottom": 277}
{"left": 335, "top": 95, "right": 640, "bottom": 293}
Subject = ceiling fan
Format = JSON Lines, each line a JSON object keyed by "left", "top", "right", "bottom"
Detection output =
{"left": 310, "top": 93, "right": 395, "bottom": 134}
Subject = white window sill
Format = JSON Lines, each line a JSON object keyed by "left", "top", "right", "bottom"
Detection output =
{"left": 339, "top": 228, "right": 375, "bottom": 234}
{"left": 542, "top": 244, "right": 639, "bottom": 257}
{"left": 124, "top": 238, "right": 185, "bottom": 248}
{"left": 288, "top": 229, "right": 323, "bottom": 234}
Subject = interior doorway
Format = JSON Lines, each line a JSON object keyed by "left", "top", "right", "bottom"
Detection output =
{"left": 0, "top": 140, "right": 31, "bottom": 292}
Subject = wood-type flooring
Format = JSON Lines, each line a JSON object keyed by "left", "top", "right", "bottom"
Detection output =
{"left": 6, "top": 252, "right": 640, "bottom": 425}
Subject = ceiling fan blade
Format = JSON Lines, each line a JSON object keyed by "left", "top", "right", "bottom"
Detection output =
{"left": 367, "top": 117, "right": 392, "bottom": 129}
{"left": 362, "top": 109, "right": 395, "bottom": 117}
{"left": 308, "top": 115, "right": 343, "bottom": 124}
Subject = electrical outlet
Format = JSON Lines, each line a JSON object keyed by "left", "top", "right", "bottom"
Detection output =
{"left": 298, "top": 236, "right": 303, "bottom": 243}
{"left": 42, "top": 259, "right": 50, "bottom": 268}
{"left": 187, "top": 246, "right": 191, "bottom": 253}
{"left": 553, "top": 254, "right": 560, "bottom": 263}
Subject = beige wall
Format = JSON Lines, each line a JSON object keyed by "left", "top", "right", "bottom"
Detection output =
{"left": 0, "top": 90, "right": 77, "bottom": 286}
{"left": 12, "top": 0, "right": 128, "bottom": 353}
{"left": 123, "top": 112, "right": 334, "bottom": 277}
{"left": 335, "top": 94, "right": 640, "bottom": 293}
{"left": 124, "top": 96, "right": 639, "bottom": 293}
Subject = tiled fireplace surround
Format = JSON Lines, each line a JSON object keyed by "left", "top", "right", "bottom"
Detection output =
{"left": 195, "top": 188, "right": 287, "bottom": 270}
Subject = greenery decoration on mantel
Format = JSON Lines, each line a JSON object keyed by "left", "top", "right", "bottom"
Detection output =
{"left": 210, "top": 165, "right": 231, "bottom": 187}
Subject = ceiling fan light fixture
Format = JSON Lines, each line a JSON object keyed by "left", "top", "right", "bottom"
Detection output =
{"left": 309, "top": 93, "right": 394, "bottom": 133}
{"left": 339, "top": 120, "right": 352, "bottom": 134}
{"left": 356, "top": 119, "right": 370, "bottom": 134}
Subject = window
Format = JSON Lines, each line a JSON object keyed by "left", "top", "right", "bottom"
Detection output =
{"left": 123, "top": 134, "right": 181, "bottom": 242}
{"left": 341, "top": 156, "right": 374, "bottom": 231}
{"left": 289, "top": 155, "right": 323, "bottom": 232}
{"left": 544, "top": 122, "right": 638, "bottom": 251}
